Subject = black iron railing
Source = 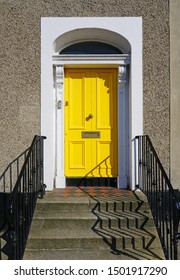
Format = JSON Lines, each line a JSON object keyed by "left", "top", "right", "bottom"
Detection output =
{"left": 0, "top": 148, "right": 29, "bottom": 193}
{"left": 0, "top": 135, "right": 46, "bottom": 259}
{"left": 136, "top": 135, "right": 180, "bottom": 260}
{"left": 0, "top": 148, "right": 29, "bottom": 232}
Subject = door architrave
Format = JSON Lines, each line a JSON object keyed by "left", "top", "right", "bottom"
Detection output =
{"left": 53, "top": 54, "right": 130, "bottom": 188}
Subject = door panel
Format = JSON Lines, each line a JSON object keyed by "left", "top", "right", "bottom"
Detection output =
{"left": 65, "top": 68, "right": 117, "bottom": 177}
{"left": 69, "top": 141, "right": 86, "bottom": 169}
{"left": 92, "top": 71, "right": 113, "bottom": 129}
{"left": 68, "top": 72, "right": 90, "bottom": 130}
{"left": 65, "top": 69, "right": 91, "bottom": 176}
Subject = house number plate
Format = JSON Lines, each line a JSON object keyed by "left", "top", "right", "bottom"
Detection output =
{"left": 82, "top": 131, "right": 100, "bottom": 138}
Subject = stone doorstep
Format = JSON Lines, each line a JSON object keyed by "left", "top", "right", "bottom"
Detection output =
{"left": 35, "top": 199, "right": 149, "bottom": 212}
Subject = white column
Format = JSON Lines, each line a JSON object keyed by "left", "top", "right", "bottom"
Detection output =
{"left": 55, "top": 65, "right": 65, "bottom": 188}
{"left": 117, "top": 65, "right": 128, "bottom": 188}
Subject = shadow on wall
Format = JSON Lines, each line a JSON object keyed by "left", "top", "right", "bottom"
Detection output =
{"left": 0, "top": 193, "right": 10, "bottom": 260}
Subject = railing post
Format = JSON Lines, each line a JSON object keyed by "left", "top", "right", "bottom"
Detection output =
{"left": 38, "top": 136, "right": 46, "bottom": 198}
{"left": 135, "top": 136, "right": 139, "bottom": 189}
{"left": 173, "top": 198, "right": 180, "bottom": 259}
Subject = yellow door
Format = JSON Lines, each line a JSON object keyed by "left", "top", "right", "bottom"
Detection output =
{"left": 65, "top": 68, "right": 118, "bottom": 177}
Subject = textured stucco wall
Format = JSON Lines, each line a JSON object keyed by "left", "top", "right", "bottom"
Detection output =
{"left": 0, "top": 0, "right": 170, "bottom": 175}
{"left": 170, "top": 0, "right": 180, "bottom": 189}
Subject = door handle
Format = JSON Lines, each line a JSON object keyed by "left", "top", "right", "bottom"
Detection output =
{"left": 88, "top": 114, "right": 93, "bottom": 119}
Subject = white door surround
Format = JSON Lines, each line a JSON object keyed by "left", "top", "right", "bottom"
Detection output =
{"left": 54, "top": 61, "right": 129, "bottom": 189}
{"left": 41, "top": 17, "right": 143, "bottom": 190}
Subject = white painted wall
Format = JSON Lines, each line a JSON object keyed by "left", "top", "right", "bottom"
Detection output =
{"left": 41, "top": 17, "right": 142, "bottom": 190}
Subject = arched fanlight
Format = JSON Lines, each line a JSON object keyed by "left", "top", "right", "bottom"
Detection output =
{"left": 60, "top": 41, "right": 123, "bottom": 54}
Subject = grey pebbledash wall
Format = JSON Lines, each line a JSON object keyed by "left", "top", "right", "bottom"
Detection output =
{"left": 0, "top": 0, "right": 170, "bottom": 177}
{"left": 170, "top": 0, "right": 180, "bottom": 189}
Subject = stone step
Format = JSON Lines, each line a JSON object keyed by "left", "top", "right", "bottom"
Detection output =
{"left": 23, "top": 189, "right": 165, "bottom": 260}
{"left": 35, "top": 196, "right": 149, "bottom": 213}
{"left": 35, "top": 197, "right": 96, "bottom": 212}
{"left": 23, "top": 247, "right": 164, "bottom": 260}
{"left": 31, "top": 209, "right": 154, "bottom": 230}
{"left": 26, "top": 227, "right": 161, "bottom": 251}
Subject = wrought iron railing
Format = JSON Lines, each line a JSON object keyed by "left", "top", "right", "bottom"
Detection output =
{"left": 0, "top": 148, "right": 30, "bottom": 194}
{"left": 0, "top": 135, "right": 46, "bottom": 259}
{"left": 135, "top": 135, "right": 180, "bottom": 260}
{"left": 0, "top": 148, "right": 30, "bottom": 232}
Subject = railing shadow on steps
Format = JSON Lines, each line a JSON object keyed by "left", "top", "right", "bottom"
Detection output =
{"left": 90, "top": 196, "right": 162, "bottom": 260}
{"left": 75, "top": 185, "right": 162, "bottom": 260}
{"left": 135, "top": 135, "right": 180, "bottom": 260}
{"left": 0, "top": 135, "right": 46, "bottom": 260}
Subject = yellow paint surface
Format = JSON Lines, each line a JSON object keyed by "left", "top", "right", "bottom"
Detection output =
{"left": 65, "top": 68, "right": 117, "bottom": 177}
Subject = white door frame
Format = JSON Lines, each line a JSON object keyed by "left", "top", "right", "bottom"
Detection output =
{"left": 41, "top": 17, "right": 143, "bottom": 190}
{"left": 53, "top": 55, "right": 130, "bottom": 188}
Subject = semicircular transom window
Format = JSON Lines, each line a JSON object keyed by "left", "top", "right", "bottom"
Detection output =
{"left": 60, "top": 41, "right": 123, "bottom": 54}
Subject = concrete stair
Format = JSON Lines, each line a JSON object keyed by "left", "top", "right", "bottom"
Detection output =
{"left": 23, "top": 189, "right": 165, "bottom": 260}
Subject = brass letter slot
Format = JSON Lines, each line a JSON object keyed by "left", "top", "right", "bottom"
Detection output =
{"left": 82, "top": 131, "right": 100, "bottom": 138}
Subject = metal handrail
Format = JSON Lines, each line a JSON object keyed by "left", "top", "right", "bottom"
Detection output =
{"left": 0, "top": 148, "right": 29, "bottom": 193}
{"left": 0, "top": 135, "right": 46, "bottom": 260}
{"left": 0, "top": 148, "right": 30, "bottom": 233}
{"left": 136, "top": 135, "right": 180, "bottom": 259}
